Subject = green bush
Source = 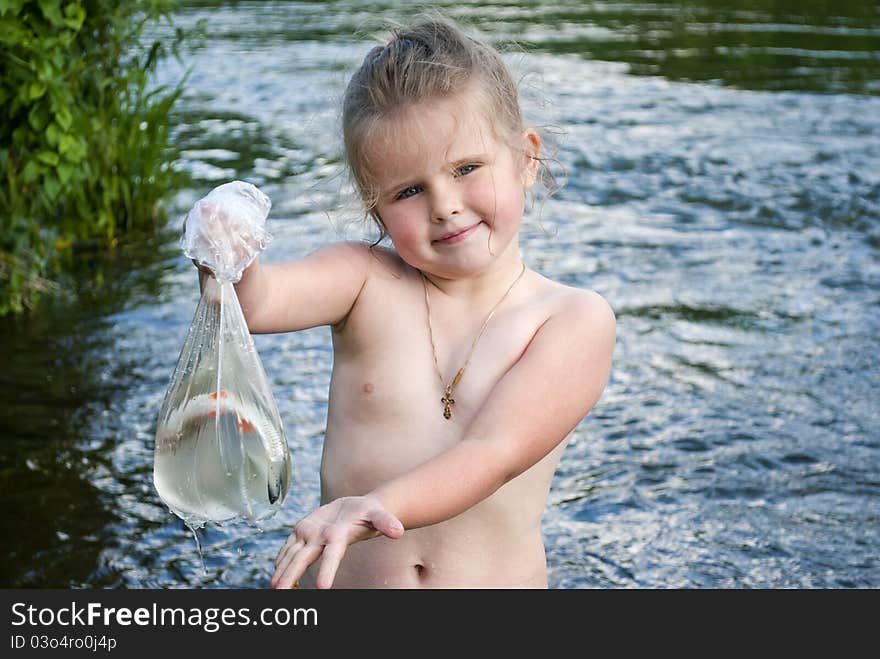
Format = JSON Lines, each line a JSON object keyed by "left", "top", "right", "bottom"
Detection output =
{"left": 0, "top": 0, "right": 188, "bottom": 315}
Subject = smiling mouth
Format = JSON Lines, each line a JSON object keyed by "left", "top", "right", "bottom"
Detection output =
{"left": 434, "top": 223, "right": 479, "bottom": 244}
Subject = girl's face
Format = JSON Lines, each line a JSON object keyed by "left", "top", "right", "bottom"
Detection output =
{"left": 369, "top": 94, "right": 539, "bottom": 279}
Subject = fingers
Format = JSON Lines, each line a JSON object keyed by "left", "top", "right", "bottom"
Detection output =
{"left": 271, "top": 538, "right": 344, "bottom": 590}
{"left": 308, "top": 506, "right": 403, "bottom": 588}
{"left": 274, "top": 536, "right": 304, "bottom": 569}
{"left": 270, "top": 497, "right": 404, "bottom": 589}
{"left": 271, "top": 538, "right": 320, "bottom": 590}
{"left": 314, "top": 539, "right": 347, "bottom": 590}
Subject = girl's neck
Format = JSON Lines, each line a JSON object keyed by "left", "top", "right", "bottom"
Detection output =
{"left": 419, "top": 249, "right": 526, "bottom": 304}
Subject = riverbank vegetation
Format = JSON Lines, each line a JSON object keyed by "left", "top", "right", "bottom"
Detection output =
{"left": 0, "top": 0, "right": 189, "bottom": 315}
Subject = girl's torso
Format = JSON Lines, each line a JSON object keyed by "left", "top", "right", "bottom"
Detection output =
{"left": 307, "top": 246, "right": 580, "bottom": 588}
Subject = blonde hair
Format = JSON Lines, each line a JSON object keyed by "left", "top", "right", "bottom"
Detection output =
{"left": 342, "top": 14, "right": 557, "bottom": 238}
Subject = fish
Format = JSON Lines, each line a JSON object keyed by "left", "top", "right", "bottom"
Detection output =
{"left": 156, "top": 389, "right": 291, "bottom": 510}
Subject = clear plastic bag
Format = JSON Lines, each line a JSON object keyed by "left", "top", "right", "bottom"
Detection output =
{"left": 179, "top": 180, "right": 274, "bottom": 283}
{"left": 154, "top": 181, "right": 292, "bottom": 528}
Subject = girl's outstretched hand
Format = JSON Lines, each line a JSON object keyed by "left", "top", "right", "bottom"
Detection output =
{"left": 271, "top": 495, "right": 404, "bottom": 589}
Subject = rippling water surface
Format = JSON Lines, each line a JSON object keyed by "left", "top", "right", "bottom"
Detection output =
{"left": 1, "top": 1, "right": 878, "bottom": 588}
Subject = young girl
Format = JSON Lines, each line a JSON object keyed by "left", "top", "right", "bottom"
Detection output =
{"left": 200, "top": 16, "right": 615, "bottom": 588}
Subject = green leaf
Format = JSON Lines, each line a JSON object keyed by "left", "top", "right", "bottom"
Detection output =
{"left": 29, "top": 81, "right": 46, "bottom": 100}
{"left": 37, "top": 0, "right": 65, "bottom": 27}
{"left": 27, "top": 104, "right": 47, "bottom": 131}
{"left": 0, "top": 1, "right": 27, "bottom": 17}
{"left": 56, "top": 162, "right": 74, "bottom": 184}
{"left": 22, "top": 159, "right": 43, "bottom": 184}
{"left": 37, "top": 60, "right": 55, "bottom": 81}
{"left": 59, "top": 135, "right": 85, "bottom": 162}
{"left": 54, "top": 105, "right": 72, "bottom": 130}
{"left": 45, "top": 122, "right": 61, "bottom": 147}
{"left": 63, "top": 3, "right": 85, "bottom": 30}
{"left": 16, "top": 82, "right": 30, "bottom": 104}
{"left": 57, "top": 133, "right": 76, "bottom": 155}
{"left": 36, "top": 150, "right": 59, "bottom": 166}
{"left": 42, "top": 172, "right": 61, "bottom": 200}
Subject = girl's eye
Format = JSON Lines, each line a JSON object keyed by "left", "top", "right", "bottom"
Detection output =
{"left": 396, "top": 185, "right": 422, "bottom": 200}
{"left": 455, "top": 163, "right": 479, "bottom": 177}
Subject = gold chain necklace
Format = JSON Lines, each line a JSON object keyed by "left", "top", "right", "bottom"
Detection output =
{"left": 421, "top": 262, "right": 527, "bottom": 420}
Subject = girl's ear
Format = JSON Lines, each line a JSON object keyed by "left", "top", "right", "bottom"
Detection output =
{"left": 521, "top": 129, "right": 542, "bottom": 188}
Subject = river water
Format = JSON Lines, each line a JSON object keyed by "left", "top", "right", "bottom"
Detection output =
{"left": 1, "top": 0, "right": 878, "bottom": 588}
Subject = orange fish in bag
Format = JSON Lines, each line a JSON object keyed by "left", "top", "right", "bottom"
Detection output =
{"left": 154, "top": 181, "right": 292, "bottom": 528}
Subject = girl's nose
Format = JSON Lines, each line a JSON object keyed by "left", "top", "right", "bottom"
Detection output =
{"left": 430, "top": 186, "right": 462, "bottom": 223}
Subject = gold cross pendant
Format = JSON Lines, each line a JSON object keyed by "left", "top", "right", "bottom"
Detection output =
{"left": 441, "top": 387, "right": 455, "bottom": 420}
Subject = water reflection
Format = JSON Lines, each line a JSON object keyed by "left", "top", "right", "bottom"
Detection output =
{"left": 0, "top": 231, "right": 179, "bottom": 587}
{"left": 515, "top": 0, "right": 880, "bottom": 94}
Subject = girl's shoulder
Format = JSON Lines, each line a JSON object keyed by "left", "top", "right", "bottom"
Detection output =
{"left": 320, "top": 241, "right": 416, "bottom": 290}
{"left": 532, "top": 272, "right": 615, "bottom": 319}
{"left": 526, "top": 274, "right": 616, "bottom": 348}
{"left": 353, "top": 242, "right": 414, "bottom": 281}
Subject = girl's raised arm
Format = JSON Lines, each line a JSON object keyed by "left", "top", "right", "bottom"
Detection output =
{"left": 233, "top": 241, "right": 372, "bottom": 334}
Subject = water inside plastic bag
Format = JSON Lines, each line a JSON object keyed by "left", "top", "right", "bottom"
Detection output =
{"left": 155, "top": 201, "right": 292, "bottom": 528}
{"left": 155, "top": 387, "right": 290, "bottom": 525}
